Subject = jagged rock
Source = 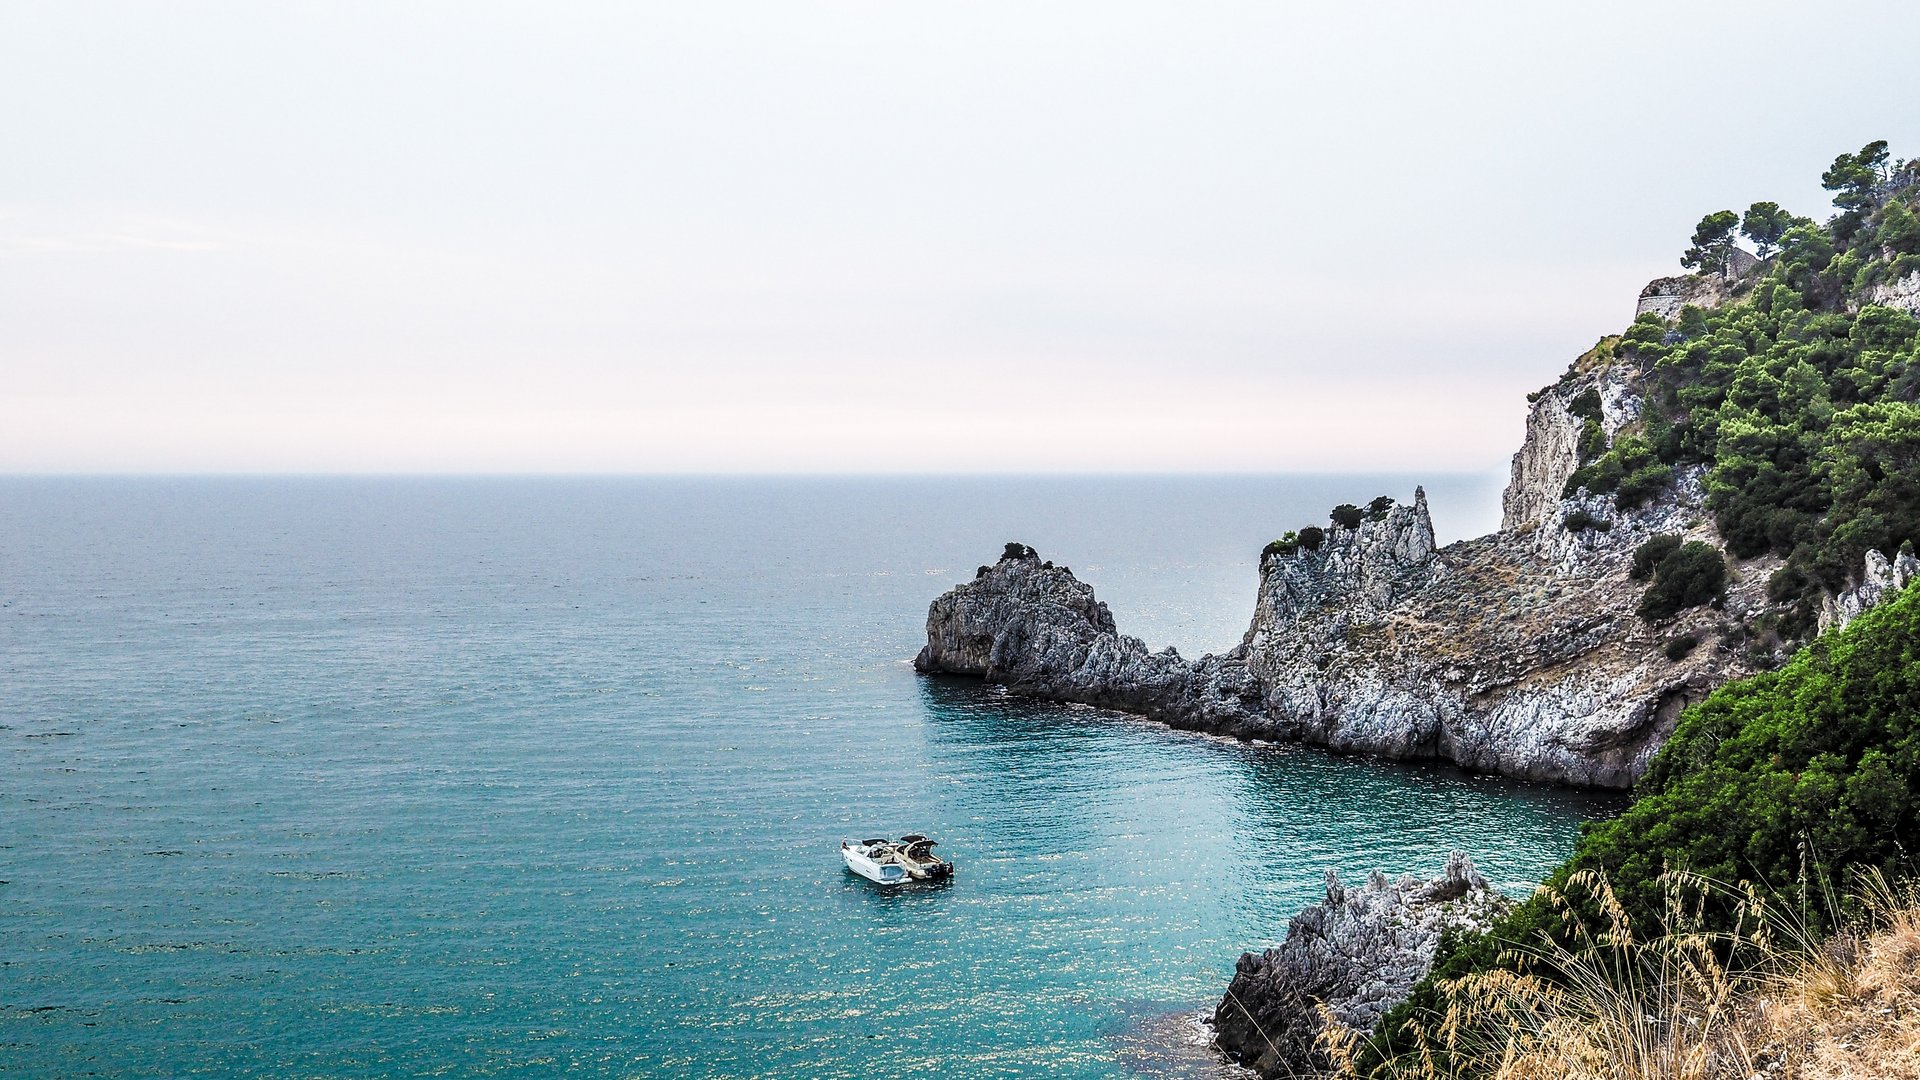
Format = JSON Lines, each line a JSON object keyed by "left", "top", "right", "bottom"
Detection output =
{"left": 1821, "top": 548, "right": 1920, "bottom": 633}
{"left": 1211, "top": 852, "right": 1507, "bottom": 1078}
{"left": 913, "top": 272, "right": 1920, "bottom": 788}
{"left": 916, "top": 455, "right": 1756, "bottom": 786}
{"left": 913, "top": 545, "right": 1267, "bottom": 732}
{"left": 1862, "top": 269, "right": 1920, "bottom": 316}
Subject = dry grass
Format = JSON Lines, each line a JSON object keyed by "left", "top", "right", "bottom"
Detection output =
{"left": 1343, "top": 869, "right": 1920, "bottom": 1080}
{"left": 1742, "top": 873, "right": 1920, "bottom": 1079}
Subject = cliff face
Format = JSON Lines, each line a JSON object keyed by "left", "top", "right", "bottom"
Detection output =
{"left": 915, "top": 389, "right": 1772, "bottom": 787}
{"left": 913, "top": 272, "right": 1914, "bottom": 788}
{"left": 1230, "top": 340, "right": 1783, "bottom": 786}
{"left": 1862, "top": 268, "right": 1920, "bottom": 316}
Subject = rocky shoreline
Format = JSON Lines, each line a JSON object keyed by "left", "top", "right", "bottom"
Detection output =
{"left": 911, "top": 265, "right": 1920, "bottom": 1077}
{"left": 1211, "top": 853, "right": 1505, "bottom": 1076}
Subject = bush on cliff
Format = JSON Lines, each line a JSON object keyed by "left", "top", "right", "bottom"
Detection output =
{"left": 1331, "top": 504, "right": 1366, "bottom": 530}
{"left": 1263, "top": 526, "right": 1327, "bottom": 560}
{"left": 1362, "top": 578, "right": 1920, "bottom": 1075}
{"left": 1562, "top": 509, "right": 1610, "bottom": 533}
{"left": 1629, "top": 533, "right": 1683, "bottom": 580}
{"left": 1264, "top": 531, "right": 1301, "bottom": 559}
{"left": 1578, "top": 141, "right": 1920, "bottom": 621}
{"left": 1636, "top": 540, "right": 1728, "bottom": 620}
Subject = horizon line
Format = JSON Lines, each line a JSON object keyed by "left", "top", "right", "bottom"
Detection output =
{"left": 0, "top": 468, "right": 1512, "bottom": 480}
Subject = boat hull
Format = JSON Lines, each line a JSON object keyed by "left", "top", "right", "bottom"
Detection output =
{"left": 842, "top": 845, "right": 910, "bottom": 885}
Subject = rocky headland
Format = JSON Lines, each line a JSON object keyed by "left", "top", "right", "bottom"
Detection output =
{"left": 912, "top": 261, "right": 1920, "bottom": 1079}
{"left": 913, "top": 273, "right": 1917, "bottom": 790}
{"left": 1211, "top": 852, "right": 1505, "bottom": 1077}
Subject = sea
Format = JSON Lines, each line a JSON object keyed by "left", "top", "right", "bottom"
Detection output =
{"left": 0, "top": 476, "right": 1619, "bottom": 1078}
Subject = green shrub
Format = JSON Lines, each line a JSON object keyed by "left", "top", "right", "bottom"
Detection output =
{"left": 1298, "top": 526, "right": 1326, "bottom": 552}
{"left": 1366, "top": 495, "right": 1396, "bottom": 521}
{"left": 1631, "top": 534, "right": 1683, "bottom": 580}
{"left": 1263, "top": 531, "right": 1300, "bottom": 559}
{"left": 1568, "top": 387, "right": 1603, "bottom": 421}
{"left": 1563, "top": 509, "right": 1610, "bottom": 532}
{"left": 1563, "top": 435, "right": 1669, "bottom": 509}
{"left": 1366, "top": 579, "right": 1920, "bottom": 1075}
{"left": 1614, "top": 461, "right": 1675, "bottom": 511}
{"left": 1638, "top": 541, "right": 1729, "bottom": 620}
{"left": 1330, "top": 504, "right": 1365, "bottom": 530}
{"left": 1664, "top": 633, "right": 1701, "bottom": 660}
{"left": 1576, "top": 417, "right": 1608, "bottom": 463}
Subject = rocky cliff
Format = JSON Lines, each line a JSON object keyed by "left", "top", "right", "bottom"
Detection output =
{"left": 914, "top": 268, "right": 1918, "bottom": 789}
{"left": 1211, "top": 853, "right": 1506, "bottom": 1077}
{"left": 912, "top": 544, "right": 1267, "bottom": 732}
{"left": 1862, "top": 268, "right": 1920, "bottom": 316}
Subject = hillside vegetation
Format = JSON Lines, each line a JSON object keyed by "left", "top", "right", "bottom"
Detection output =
{"left": 1355, "top": 141, "right": 1920, "bottom": 1077}
{"left": 1572, "top": 141, "right": 1920, "bottom": 641}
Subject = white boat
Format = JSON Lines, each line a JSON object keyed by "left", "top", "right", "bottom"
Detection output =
{"left": 841, "top": 835, "right": 954, "bottom": 885}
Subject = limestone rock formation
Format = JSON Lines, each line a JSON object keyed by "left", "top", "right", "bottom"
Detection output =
{"left": 915, "top": 440, "right": 1762, "bottom": 787}
{"left": 912, "top": 268, "right": 1916, "bottom": 787}
{"left": 1863, "top": 269, "right": 1920, "bottom": 316}
{"left": 1820, "top": 547, "right": 1920, "bottom": 633}
{"left": 1211, "top": 852, "right": 1506, "bottom": 1078}
{"left": 913, "top": 544, "right": 1267, "bottom": 732}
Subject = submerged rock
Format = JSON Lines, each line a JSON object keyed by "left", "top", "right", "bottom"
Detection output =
{"left": 1210, "top": 852, "right": 1506, "bottom": 1078}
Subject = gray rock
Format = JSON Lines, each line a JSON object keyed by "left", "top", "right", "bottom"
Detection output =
{"left": 913, "top": 274, "right": 1916, "bottom": 788}
{"left": 1820, "top": 547, "right": 1920, "bottom": 633}
{"left": 1861, "top": 268, "right": 1920, "bottom": 316}
{"left": 1634, "top": 255, "right": 1760, "bottom": 320}
{"left": 913, "top": 545, "right": 1267, "bottom": 733}
{"left": 1210, "top": 852, "right": 1507, "bottom": 1078}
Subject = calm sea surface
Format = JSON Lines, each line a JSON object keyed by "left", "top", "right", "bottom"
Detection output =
{"left": 0, "top": 477, "right": 1617, "bottom": 1078}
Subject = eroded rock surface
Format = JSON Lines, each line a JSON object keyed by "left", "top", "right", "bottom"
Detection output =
{"left": 913, "top": 268, "right": 1918, "bottom": 788}
{"left": 1210, "top": 852, "right": 1506, "bottom": 1078}
{"left": 1863, "top": 269, "right": 1920, "bottom": 316}
{"left": 916, "top": 431, "right": 1763, "bottom": 787}
{"left": 913, "top": 544, "right": 1266, "bottom": 732}
{"left": 1821, "top": 547, "right": 1920, "bottom": 633}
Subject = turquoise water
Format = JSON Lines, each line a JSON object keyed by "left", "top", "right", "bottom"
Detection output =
{"left": 0, "top": 477, "right": 1617, "bottom": 1078}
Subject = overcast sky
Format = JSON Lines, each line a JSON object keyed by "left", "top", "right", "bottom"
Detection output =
{"left": 4, "top": 2, "right": 1917, "bottom": 473}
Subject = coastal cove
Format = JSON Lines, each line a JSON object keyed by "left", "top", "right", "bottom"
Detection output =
{"left": 0, "top": 477, "right": 1618, "bottom": 1078}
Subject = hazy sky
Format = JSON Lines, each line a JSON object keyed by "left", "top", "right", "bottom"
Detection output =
{"left": 4, "top": 2, "right": 1917, "bottom": 473}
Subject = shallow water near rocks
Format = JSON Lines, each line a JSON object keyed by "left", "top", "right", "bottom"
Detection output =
{"left": 0, "top": 476, "right": 1618, "bottom": 1077}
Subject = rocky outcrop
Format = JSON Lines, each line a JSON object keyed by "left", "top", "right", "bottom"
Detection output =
{"left": 1236, "top": 476, "right": 1750, "bottom": 786}
{"left": 1635, "top": 252, "right": 1760, "bottom": 319}
{"left": 913, "top": 544, "right": 1267, "bottom": 733}
{"left": 1820, "top": 547, "right": 1920, "bottom": 633}
{"left": 1863, "top": 269, "right": 1920, "bottom": 316}
{"left": 917, "top": 432, "right": 1764, "bottom": 786}
{"left": 1211, "top": 852, "right": 1506, "bottom": 1078}
{"left": 912, "top": 269, "right": 1916, "bottom": 788}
